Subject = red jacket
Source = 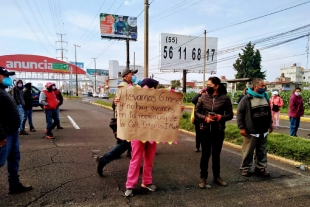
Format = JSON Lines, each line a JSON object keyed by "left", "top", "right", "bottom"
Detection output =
{"left": 288, "top": 93, "right": 304, "bottom": 118}
{"left": 43, "top": 90, "right": 58, "bottom": 110}
{"left": 270, "top": 95, "right": 284, "bottom": 109}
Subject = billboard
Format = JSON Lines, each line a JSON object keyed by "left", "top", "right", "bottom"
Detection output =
{"left": 69, "top": 61, "right": 84, "bottom": 69}
{"left": 86, "top": 69, "right": 108, "bottom": 76}
{"left": 100, "top": 13, "right": 137, "bottom": 41}
{"left": 160, "top": 33, "right": 218, "bottom": 73}
{"left": 0, "top": 54, "right": 85, "bottom": 74}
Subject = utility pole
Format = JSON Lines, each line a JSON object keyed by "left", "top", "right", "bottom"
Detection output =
{"left": 74, "top": 44, "right": 81, "bottom": 96}
{"left": 144, "top": 0, "right": 149, "bottom": 78}
{"left": 56, "top": 33, "right": 68, "bottom": 61}
{"left": 126, "top": 38, "right": 130, "bottom": 70}
{"left": 134, "top": 52, "right": 135, "bottom": 71}
{"left": 306, "top": 35, "right": 310, "bottom": 86}
{"left": 182, "top": 70, "right": 187, "bottom": 93}
{"left": 93, "top": 58, "right": 97, "bottom": 93}
{"left": 203, "top": 30, "right": 206, "bottom": 88}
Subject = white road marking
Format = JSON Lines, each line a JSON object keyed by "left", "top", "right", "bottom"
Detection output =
{"left": 67, "top": 116, "right": 80, "bottom": 129}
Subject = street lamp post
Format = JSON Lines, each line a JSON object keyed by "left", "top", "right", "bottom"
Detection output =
{"left": 92, "top": 58, "right": 97, "bottom": 93}
{"left": 74, "top": 44, "right": 81, "bottom": 96}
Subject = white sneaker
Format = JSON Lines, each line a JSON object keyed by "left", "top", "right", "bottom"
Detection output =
{"left": 125, "top": 188, "right": 133, "bottom": 197}
{"left": 141, "top": 183, "right": 156, "bottom": 192}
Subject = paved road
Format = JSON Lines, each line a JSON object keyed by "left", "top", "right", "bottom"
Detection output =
{"left": 1, "top": 99, "right": 310, "bottom": 206}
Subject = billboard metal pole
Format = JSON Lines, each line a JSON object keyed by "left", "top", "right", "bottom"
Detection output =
{"left": 144, "top": 0, "right": 149, "bottom": 78}
{"left": 203, "top": 30, "right": 206, "bottom": 88}
{"left": 74, "top": 44, "right": 81, "bottom": 96}
{"left": 126, "top": 38, "right": 130, "bottom": 69}
{"left": 93, "top": 58, "right": 97, "bottom": 93}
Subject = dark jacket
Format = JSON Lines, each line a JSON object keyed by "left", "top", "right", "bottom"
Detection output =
{"left": 23, "top": 86, "right": 34, "bottom": 110}
{"left": 0, "top": 84, "right": 21, "bottom": 141}
{"left": 237, "top": 94, "right": 272, "bottom": 134}
{"left": 12, "top": 81, "right": 25, "bottom": 106}
{"left": 53, "top": 89, "right": 63, "bottom": 106}
{"left": 191, "top": 93, "right": 202, "bottom": 124}
{"left": 288, "top": 93, "right": 304, "bottom": 118}
{"left": 195, "top": 93, "right": 233, "bottom": 131}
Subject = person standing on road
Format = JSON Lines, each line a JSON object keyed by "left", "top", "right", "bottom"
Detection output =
{"left": 195, "top": 76, "right": 233, "bottom": 188}
{"left": 270, "top": 91, "right": 284, "bottom": 129}
{"left": 288, "top": 87, "right": 304, "bottom": 137}
{"left": 12, "top": 79, "right": 28, "bottom": 135}
{"left": 0, "top": 67, "right": 33, "bottom": 194}
{"left": 237, "top": 78, "right": 273, "bottom": 177}
{"left": 237, "top": 88, "right": 248, "bottom": 104}
{"left": 39, "top": 82, "right": 59, "bottom": 139}
{"left": 22, "top": 83, "right": 37, "bottom": 132}
{"left": 191, "top": 88, "right": 206, "bottom": 152}
{"left": 52, "top": 83, "right": 64, "bottom": 129}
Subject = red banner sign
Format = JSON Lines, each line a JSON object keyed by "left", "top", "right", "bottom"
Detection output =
{"left": 0, "top": 54, "right": 85, "bottom": 74}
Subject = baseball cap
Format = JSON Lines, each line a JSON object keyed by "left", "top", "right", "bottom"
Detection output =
{"left": 272, "top": 91, "right": 278, "bottom": 95}
{"left": 0, "top": 66, "right": 15, "bottom": 76}
{"left": 121, "top": 69, "right": 138, "bottom": 78}
{"left": 45, "top": 82, "right": 53, "bottom": 87}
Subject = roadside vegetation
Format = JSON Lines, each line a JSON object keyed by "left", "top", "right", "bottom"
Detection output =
{"left": 94, "top": 100, "right": 112, "bottom": 107}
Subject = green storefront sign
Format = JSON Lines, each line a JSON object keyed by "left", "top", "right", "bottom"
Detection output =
{"left": 52, "top": 63, "right": 69, "bottom": 71}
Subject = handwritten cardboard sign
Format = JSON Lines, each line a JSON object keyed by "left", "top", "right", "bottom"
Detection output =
{"left": 116, "top": 87, "right": 184, "bottom": 143}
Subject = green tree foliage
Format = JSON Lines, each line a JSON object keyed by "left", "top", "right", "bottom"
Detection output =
{"left": 171, "top": 80, "right": 181, "bottom": 89}
{"left": 233, "top": 42, "right": 265, "bottom": 90}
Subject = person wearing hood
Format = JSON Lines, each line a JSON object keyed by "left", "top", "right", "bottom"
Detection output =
{"left": 52, "top": 83, "right": 64, "bottom": 129}
{"left": 12, "top": 79, "right": 27, "bottom": 135}
{"left": 237, "top": 78, "right": 273, "bottom": 177}
{"left": 195, "top": 77, "right": 233, "bottom": 188}
{"left": 22, "top": 83, "right": 37, "bottom": 132}
{"left": 288, "top": 88, "right": 304, "bottom": 137}
{"left": 0, "top": 67, "right": 33, "bottom": 194}
{"left": 270, "top": 91, "right": 284, "bottom": 129}
{"left": 39, "top": 82, "right": 59, "bottom": 139}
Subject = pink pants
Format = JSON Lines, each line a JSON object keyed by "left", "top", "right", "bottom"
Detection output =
{"left": 272, "top": 111, "right": 280, "bottom": 127}
{"left": 125, "top": 140, "right": 157, "bottom": 188}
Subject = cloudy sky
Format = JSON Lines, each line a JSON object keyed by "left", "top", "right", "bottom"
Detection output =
{"left": 0, "top": 0, "right": 309, "bottom": 84}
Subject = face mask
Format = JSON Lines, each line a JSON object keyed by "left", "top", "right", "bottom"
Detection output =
{"left": 52, "top": 86, "right": 56, "bottom": 90}
{"left": 206, "top": 86, "right": 214, "bottom": 95}
{"left": 2, "top": 77, "right": 13, "bottom": 87}
{"left": 47, "top": 87, "right": 53, "bottom": 92}
{"left": 131, "top": 75, "right": 137, "bottom": 83}
{"left": 18, "top": 83, "right": 23, "bottom": 87}
{"left": 257, "top": 88, "right": 266, "bottom": 94}
{"left": 295, "top": 92, "right": 301, "bottom": 96}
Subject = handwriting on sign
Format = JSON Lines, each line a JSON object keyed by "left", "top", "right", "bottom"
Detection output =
{"left": 116, "top": 87, "right": 183, "bottom": 143}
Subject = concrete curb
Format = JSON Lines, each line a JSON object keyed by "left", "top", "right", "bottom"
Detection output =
{"left": 179, "top": 129, "right": 310, "bottom": 171}
{"left": 184, "top": 105, "right": 310, "bottom": 123}
{"left": 92, "top": 102, "right": 310, "bottom": 171}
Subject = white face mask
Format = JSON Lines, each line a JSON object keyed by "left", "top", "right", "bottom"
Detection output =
{"left": 52, "top": 86, "right": 56, "bottom": 90}
{"left": 18, "top": 83, "right": 22, "bottom": 87}
{"left": 295, "top": 92, "right": 301, "bottom": 96}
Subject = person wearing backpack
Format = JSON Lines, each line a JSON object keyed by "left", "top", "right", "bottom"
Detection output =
{"left": 270, "top": 91, "right": 284, "bottom": 129}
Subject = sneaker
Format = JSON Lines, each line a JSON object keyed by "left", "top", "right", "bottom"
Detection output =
{"left": 96, "top": 156, "right": 106, "bottom": 177}
{"left": 46, "top": 134, "right": 54, "bottom": 139}
{"left": 57, "top": 126, "right": 64, "bottom": 129}
{"left": 212, "top": 177, "right": 228, "bottom": 186}
{"left": 125, "top": 188, "right": 133, "bottom": 197}
{"left": 241, "top": 170, "right": 250, "bottom": 177}
{"left": 9, "top": 183, "right": 33, "bottom": 194}
{"left": 30, "top": 127, "right": 36, "bottom": 132}
{"left": 19, "top": 130, "right": 29, "bottom": 135}
{"left": 198, "top": 178, "right": 207, "bottom": 189}
{"left": 141, "top": 183, "right": 156, "bottom": 191}
{"left": 254, "top": 168, "right": 270, "bottom": 177}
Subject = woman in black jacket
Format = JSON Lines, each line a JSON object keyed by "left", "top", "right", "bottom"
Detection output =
{"left": 194, "top": 77, "right": 233, "bottom": 188}
{"left": 191, "top": 88, "right": 206, "bottom": 152}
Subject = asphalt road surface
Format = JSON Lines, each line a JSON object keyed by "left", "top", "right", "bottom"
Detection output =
{"left": 0, "top": 99, "right": 310, "bottom": 206}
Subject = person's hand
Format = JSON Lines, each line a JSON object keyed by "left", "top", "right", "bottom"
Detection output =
{"left": 204, "top": 115, "right": 215, "bottom": 123}
{"left": 214, "top": 114, "right": 222, "bottom": 121}
{"left": 114, "top": 98, "right": 120, "bottom": 104}
{"left": 0, "top": 139, "right": 7, "bottom": 148}
{"left": 269, "top": 125, "right": 273, "bottom": 133}
{"left": 180, "top": 105, "right": 185, "bottom": 111}
{"left": 240, "top": 129, "right": 247, "bottom": 136}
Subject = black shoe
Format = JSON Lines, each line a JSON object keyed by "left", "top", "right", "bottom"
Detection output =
{"left": 19, "top": 130, "right": 29, "bottom": 135}
{"left": 254, "top": 168, "right": 270, "bottom": 177}
{"left": 9, "top": 183, "right": 33, "bottom": 194}
{"left": 57, "top": 126, "right": 64, "bottom": 129}
{"left": 30, "top": 127, "right": 36, "bottom": 132}
{"left": 96, "top": 156, "right": 106, "bottom": 177}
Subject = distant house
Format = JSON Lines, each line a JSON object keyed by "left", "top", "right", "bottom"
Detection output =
{"left": 265, "top": 73, "right": 302, "bottom": 92}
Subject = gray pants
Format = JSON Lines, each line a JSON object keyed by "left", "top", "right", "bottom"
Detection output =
{"left": 240, "top": 133, "right": 268, "bottom": 171}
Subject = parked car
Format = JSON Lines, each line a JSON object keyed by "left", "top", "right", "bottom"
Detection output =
{"left": 87, "top": 92, "right": 93, "bottom": 97}
{"left": 31, "top": 86, "right": 43, "bottom": 108}
{"left": 99, "top": 93, "right": 109, "bottom": 99}
{"left": 92, "top": 92, "right": 99, "bottom": 98}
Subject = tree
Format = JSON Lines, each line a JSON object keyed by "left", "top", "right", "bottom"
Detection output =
{"left": 170, "top": 80, "right": 181, "bottom": 89}
{"left": 233, "top": 42, "right": 265, "bottom": 90}
{"left": 158, "top": 84, "right": 166, "bottom": 89}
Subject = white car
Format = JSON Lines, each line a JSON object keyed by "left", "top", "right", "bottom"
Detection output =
{"left": 92, "top": 92, "right": 99, "bottom": 98}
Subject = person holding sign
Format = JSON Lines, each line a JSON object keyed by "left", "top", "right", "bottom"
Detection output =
{"left": 194, "top": 77, "right": 233, "bottom": 188}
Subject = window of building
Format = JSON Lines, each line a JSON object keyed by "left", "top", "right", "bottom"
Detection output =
{"left": 285, "top": 84, "right": 290, "bottom": 87}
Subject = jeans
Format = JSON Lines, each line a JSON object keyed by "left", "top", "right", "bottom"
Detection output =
{"left": 56, "top": 106, "right": 61, "bottom": 127}
{"left": 200, "top": 130, "right": 225, "bottom": 179}
{"left": 289, "top": 117, "right": 300, "bottom": 136}
{"left": 22, "top": 109, "right": 34, "bottom": 130}
{"left": 45, "top": 109, "right": 59, "bottom": 135}
{"left": 100, "top": 140, "right": 131, "bottom": 164}
{"left": 0, "top": 131, "right": 21, "bottom": 187}
{"left": 17, "top": 104, "right": 24, "bottom": 131}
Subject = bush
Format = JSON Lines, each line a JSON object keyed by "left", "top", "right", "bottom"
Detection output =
{"left": 94, "top": 100, "right": 112, "bottom": 107}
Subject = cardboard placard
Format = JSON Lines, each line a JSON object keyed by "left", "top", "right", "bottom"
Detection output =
{"left": 116, "top": 87, "right": 183, "bottom": 143}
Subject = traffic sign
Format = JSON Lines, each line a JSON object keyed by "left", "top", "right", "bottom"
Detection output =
{"left": 52, "top": 63, "right": 69, "bottom": 71}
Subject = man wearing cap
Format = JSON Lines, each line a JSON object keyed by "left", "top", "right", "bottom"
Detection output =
{"left": 52, "top": 83, "right": 64, "bottom": 129}
{"left": 39, "top": 82, "right": 59, "bottom": 139}
{"left": 114, "top": 15, "right": 128, "bottom": 35}
{"left": 0, "top": 66, "right": 33, "bottom": 194}
{"left": 118, "top": 68, "right": 138, "bottom": 88}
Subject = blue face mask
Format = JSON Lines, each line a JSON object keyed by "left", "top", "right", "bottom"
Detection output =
{"left": 257, "top": 88, "right": 266, "bottom": 94}
{"left": 131, "top": 75, "right": 137, "bottom": 83}
{"left": 2, "top": 77, "right": 13, "bottom": 87}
